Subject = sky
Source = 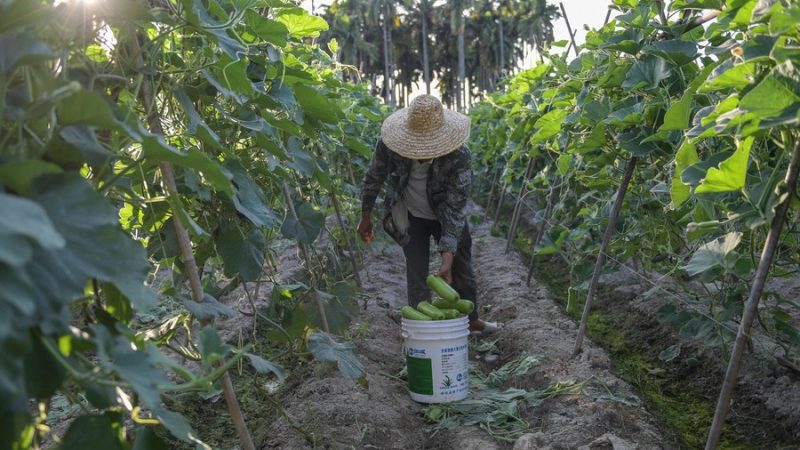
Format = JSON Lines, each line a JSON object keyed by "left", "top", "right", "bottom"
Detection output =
{"left": 300, "top": 0, "right": 616, "bottom": 96}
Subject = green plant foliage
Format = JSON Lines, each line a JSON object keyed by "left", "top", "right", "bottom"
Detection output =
{"left": 1, "top": 0, "right": 384, "bottom": 446}
{"left": 470, "top": 0, "right": 800, "bottom": 380}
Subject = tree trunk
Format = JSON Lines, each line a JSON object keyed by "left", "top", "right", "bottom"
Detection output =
{"left": 381, "top": 2, "right": 391, "bottom": 105}
{"left": 422, "top": 7, "right": 431, "bottom": 95}
{"left": 498, "top": 18, "right": 505, "bottom": 75}
{"left": 385, "top": 0, "right": 396, "bottom": 106}
{"left": 457, "top": 23, "right": 465, "bottom": 111}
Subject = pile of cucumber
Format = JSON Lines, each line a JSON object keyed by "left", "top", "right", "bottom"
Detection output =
{"left": 400, "top": 275, "right": 475, "bottom": 321}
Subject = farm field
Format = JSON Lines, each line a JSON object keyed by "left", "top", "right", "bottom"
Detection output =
{"left": 2, "top": 0, "right": 799, "bottom": 449}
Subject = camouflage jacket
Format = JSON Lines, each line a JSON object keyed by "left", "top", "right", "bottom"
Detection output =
{"left": 361, "top": 139, "right": 472, "bottom": 253}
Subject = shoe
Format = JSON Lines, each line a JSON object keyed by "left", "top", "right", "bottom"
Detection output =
{"left": 469, "top": 320, "right": 503, "bottom": 337}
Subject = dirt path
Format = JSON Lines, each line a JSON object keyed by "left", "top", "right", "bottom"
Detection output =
{"left": 264, "top": 204, "right": 666, "bottom": 449}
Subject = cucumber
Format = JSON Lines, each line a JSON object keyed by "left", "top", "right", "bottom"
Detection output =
{"left": 432, "top": 298, "right": 456, "bottom": 309}
{"left": 416, "top": 301, "right": 445, "bottom": 320}
{"left": 454, "top": 299, "right": 474, "bottom": 315}
{"left": 439, "top": 308, "right": 461, "bottom": 319}
{"left": 401, "top": 306, "right": 432, "bottom": 321}
{"left": 426, "top": 275, "right": 459, "bottom": 303}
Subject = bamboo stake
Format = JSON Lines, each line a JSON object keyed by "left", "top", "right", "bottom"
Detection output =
{"left": 705, "top": 140, "right": 800, "bottom": 450}
{"left": 559, "top": 2, "right": 579, "bottom": 58}
{"left": 486, "top": 167, "right": 502, "bottom": 213}
{"left": 282, "top": 181, "right": 330, "bottom": 333}
{"left": 526, "top": 178, "right": 559, "bottom": 286}
{"left": 573, "top": 156, "right": 638, "bottom": 355}
{"left": 126, "top": 26, "right": 256, "bottom": 450}
{"left": 330, "top": 189, "right": 362, "bottom": 288}
{"left": 506, "top": 158, "right": 536, "bottom": 253}
{"left": 492, "top": 181, "right": 507, "bottom": 229}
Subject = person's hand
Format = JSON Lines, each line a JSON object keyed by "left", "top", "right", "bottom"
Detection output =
{"left": 437, "top": 251, "right": 454, "bottom": 284}
{"left": 357, "top": 212, "right": 373, "bottom": 243}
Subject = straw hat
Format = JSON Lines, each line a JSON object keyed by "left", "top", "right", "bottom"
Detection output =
{"left": 380, "top": 95, "right": 470, "bottom": 160}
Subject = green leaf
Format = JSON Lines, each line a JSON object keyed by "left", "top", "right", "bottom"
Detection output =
{"left": 245, "top": 10, "right": 289, "bottom": 46}
{"left": 245, "top": 353, "right": 285, "bottom": 379}
{"left": 658, "top": 343, "right": 682, "bottom": 362}
{"left": 140, "top": 133, "right": 232, "bottom": 196}
{"left": 701, "top": 60, "right": 757, "bottom": 92}
{"left": 605, "top": 102, "right": 645, "bottom": 128}
{"left": 173, "top": 88, "right": 221, "bottom": 150}
{"left": 276, "top": 9, "right": 328, "bottom": 38}
{"left": 198, "top": 326, "right": 229, "bottom": 365}
{"left": 684, "top": 232, "right": 742, "bottom": 276}
{"left": 216, "top": 228, "right": 266, "bottom": 282}
{"left": 181, "top": 293, "right": 235, "bottom": 322}
{"left": 696, "top": 137, "right": 753, "bottom": 194}
{"left": 94, "top": 326, "right": 170, "bottom": 409}
{"left": 58, "top": 91, "right": 124, "bottom": 132}
{"left": 152, "top": 407, "right": 210, "bottom": 449}
{"left": 307, "top": 330, "right": 365, "bottom": 379}
{"left": 530, "top": 109, "right": 569, "bottom": 144}
{"left": 0, "top": 32, "right": 53, "bottom": 73}
{"left": 0, "top": 192, "right": 64, "bottom": 249}
{"left": 293, "top": 83, "right": 340, "bottom": 124}
{"left": 0, "top": 160, "right": 61, "bottom": 195}
{"left": 739, "top": 60, "right": 800, "bottom": 119}
{"left": 132, "top": 427, "right": 169, "bottom": 450}
{"left": 224, "top": 160, "right": 279, "bottom": 228}
{"left": 59, "top": 126, "right": 115, "bottom": 167}
{"left": 59, "top": 413, "right": 126, "bottom": 450}
{"left": 659, "top": 92, "right": 692, "bottom": 131}
{"left": 622, "top": 55, "right": 673, "bottom": 91}
{"left": 280, "top": 201, "right": 324, "bottom": 245}
{"left": 29, "top": 174, "right": 157, "bottom": 314}
{"left": 671, "top": 140, "right": 699, "bottom": 208}
{"left": 642, "top": 40, "right": 698, "bottom": 66}
{"left": 617, "top": 130, "right": 659, "bottom": 156}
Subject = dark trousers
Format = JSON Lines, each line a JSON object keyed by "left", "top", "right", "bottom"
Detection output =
{"left": 402, "top": 214, "right": 478, "bottom": 321}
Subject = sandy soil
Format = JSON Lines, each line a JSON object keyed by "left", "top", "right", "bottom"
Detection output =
{"left": 261, "top": 204, "right": 666, "bottom": 449}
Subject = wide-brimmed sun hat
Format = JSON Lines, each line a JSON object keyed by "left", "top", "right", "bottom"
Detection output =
{"left": 380, "top": 94, "right": 471, "bottom": 160}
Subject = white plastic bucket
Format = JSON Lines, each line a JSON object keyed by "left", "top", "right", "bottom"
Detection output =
{"left": 401, "top": 316, "right": 470, "bottom": 403}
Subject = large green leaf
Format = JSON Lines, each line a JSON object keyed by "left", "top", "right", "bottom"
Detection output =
{"left": 139, "top": 132, "right": 232, "bottom": 196}
{"left": 245, "top": 10, "right": 289, "bottom": 46}
{"left": 671, "top": 140, "right": 699, "bottom": 208}
{"left": 683, "top": 232, "right": 742, "bottom": 276}
{"left": 173, "top": 88, "right": 221, "bottom": 150}
{"left": 696, "top": 137, "right": 753, "bottom": 194}
{"left": 530, "top": 109, "right": 569, "bottom": 144}
{"left": 739, "top": 60, "right": 800, "bottom": 119}
{"left": 307, "top": 330, "right": 365, "bottom": 379}
{"left": 215, "top": 228, "right": 266, "bottom": 281}
{"left": 280, "top": 202, "right": 324, "bottom": 245}
{"left": 659, "top": 92, "right": 692, "bottom": 131}
{"left": 701, "top": 60, "right": 757, "bottom": 92}
{"left": 276, "top": 9, "right": 328, "bottom": 38}
{"left": 293, "top": 83, "right": 340, "bottom": 124}
{"left": 59, "top": 413, "right": 126, "bottom": 450}
{"left": 0, "top": 192, "right": 64, "bottom": 250}
{"left": 58, "top": 91, "right": 125, "bottom": 132}
{"left": 642, "top": 40, "right": 698, "bottom": 66}
{"left": 224, "top": 160, "right": 278, "bottom": 228}
{"left": 0, "top": 32, "right": 53, "bottom": 73}
{"left": 28, "top": 175, "right": 157, "bottom": 321}
{"left": 622, "top": 55, "right": 673, "bottom": 91}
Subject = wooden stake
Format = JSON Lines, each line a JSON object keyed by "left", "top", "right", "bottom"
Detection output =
{"left": 559, "top": 2, "right": 579, "bottom": 58}
{"left": 330, "top": 189, "right": 362, "bottom": 288}
{"left": 282, "top": 181, "right": 330, "bottom": 333}
{"left": 126, "top": 26, "right": 256, "bottom": 450}
{"left": 491, "top": 181, "right": 507, "bottom": 232}
{"left": 705, "top": 140, "right": 800, "bottom": 449}
{"left": 526, "top": 177, "right": 559, "bottom": 286}
{"left": 506, "top": 158, "right": 536, "bottom": 253}
{"left": 573, "top": 156, "right": 637, "bottom": 355}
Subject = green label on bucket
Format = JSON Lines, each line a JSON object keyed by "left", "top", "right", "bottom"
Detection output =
{"left": 406, "top": 356, "right": 433, "bottom": 395}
